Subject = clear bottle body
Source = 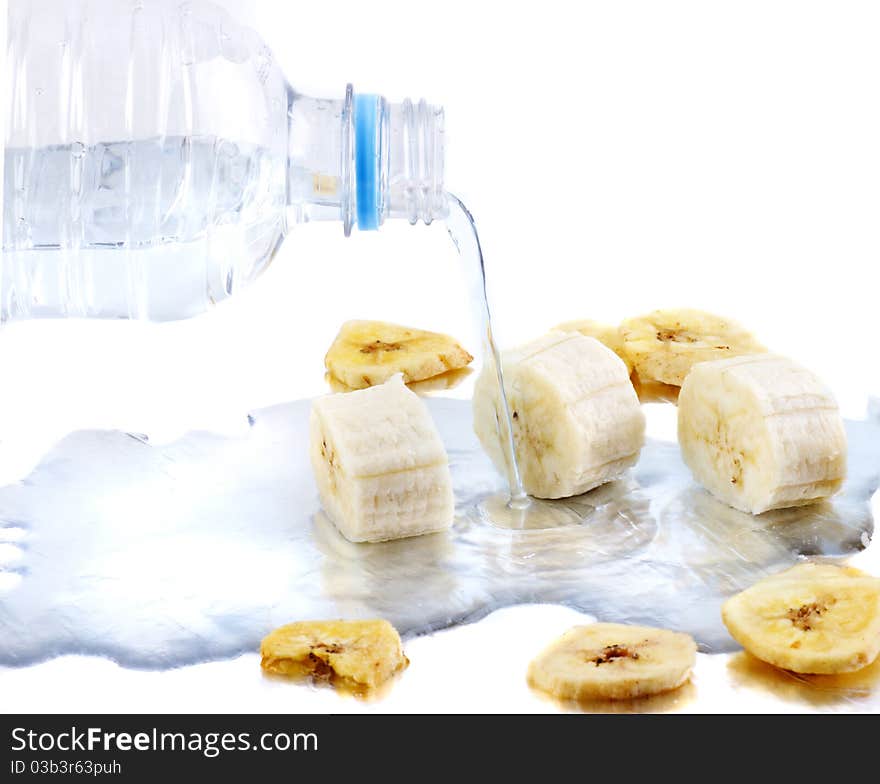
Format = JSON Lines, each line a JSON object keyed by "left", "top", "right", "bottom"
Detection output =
{"left": 2, "top": 0, "right": 446, "bottom": 321}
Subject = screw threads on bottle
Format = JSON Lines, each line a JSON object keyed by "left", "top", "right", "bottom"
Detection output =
{"left": 381, "top": 97, "right": 446, "bottom": 226}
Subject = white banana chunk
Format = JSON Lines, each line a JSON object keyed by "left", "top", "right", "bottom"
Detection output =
{"left": 309, "top": 375, "right": 454, "bottom": 543}
{"left": 552, "top": 319, "right": 633, "bottom": 373}
{"left": 473, "top": 333, "right": 646, "bottom": 499}
{"left": 678, "top": 354, "right": 847, "bottom": 515}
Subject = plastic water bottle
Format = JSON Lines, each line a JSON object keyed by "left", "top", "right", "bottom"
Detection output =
{"left": 2, "top": 0, "right": 446, "bottom": 321}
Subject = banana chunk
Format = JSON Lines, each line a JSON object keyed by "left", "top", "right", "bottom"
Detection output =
{"left": 473, "top": 333, "right": 645, "bottom": 499}
{"left": 325, "top": 320, "right": 473, "bottom": 390}
{"left": 553, "top": 319, "right": 633, "bottom": 373}
{"left": 678, "top": 354, "right": 847, "bottom": 514}
{"left": 528, "top": 623, "right": 697, "bottom": 701}
{"left": 620, "top": 308, "right": 765, "bottom": 386}
{"left": 260, "top": 619, "right": 409, "bottom": 693}
{"left": 309, "top": 375, "right": 454, "bottom": 543}
{"left": 722, "top": 563, "right": 880, "bottom": 674}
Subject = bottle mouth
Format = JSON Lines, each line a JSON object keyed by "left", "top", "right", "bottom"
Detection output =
{"left": 347, "top": 86, "right": 447, "bottom": 234}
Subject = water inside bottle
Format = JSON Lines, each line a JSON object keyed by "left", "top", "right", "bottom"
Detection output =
{"left": 2, "top": 137, "right": 285, "bottom": 321}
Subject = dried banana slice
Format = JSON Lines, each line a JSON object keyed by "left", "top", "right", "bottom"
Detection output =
{"left": 260, "top": 619, "right": 409, "bottom": 693}
{"left": 527, "top": 623, "right": 697, "bottom": 700}
{"left": 325, "top": 320, "right": 473, "bottom": 390}
{"left": 620, "top": 308, "right": 765, "bottom": 386}
{"left": 722, "top": 563, "right": 880, "bottom": 674}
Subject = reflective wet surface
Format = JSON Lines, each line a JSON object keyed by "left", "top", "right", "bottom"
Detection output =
{"left": 0, "top": 398, "right": 877, "bottom": 669}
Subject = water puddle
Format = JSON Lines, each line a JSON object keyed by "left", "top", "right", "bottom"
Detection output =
{"left": 0, "top": 398, "right": 876, "bottom": 669}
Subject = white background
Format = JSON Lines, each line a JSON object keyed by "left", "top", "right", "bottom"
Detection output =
{"left": 2, "top": 0, "right": 880, "bottom": 713}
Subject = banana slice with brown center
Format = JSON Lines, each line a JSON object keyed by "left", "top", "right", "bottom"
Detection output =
{"left": 620, "top": 308, "right": 765, "bottom": 386}
{"left": 260, "top": 619, "right": 409, "bottom": 694}
{"left": 325, "top": 320, "right": 473, "bottom": 390}
{"left": 527, "top": 623, "right": 697, "bottom": 700}
{"left": 722, "top": 563, "right": 880, "bottom": 674}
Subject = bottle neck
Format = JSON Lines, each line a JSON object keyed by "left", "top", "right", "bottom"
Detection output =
{"left": 286, "top": 84, "right": 447, "bottom": 234}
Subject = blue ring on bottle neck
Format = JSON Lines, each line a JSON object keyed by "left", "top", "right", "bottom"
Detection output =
{"left": 353, "top": 94, "right": 380, "bottom": 231}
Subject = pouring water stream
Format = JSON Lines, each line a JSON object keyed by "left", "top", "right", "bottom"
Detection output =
{"left": 443, "top": 194, "right": 634, "bottom": 529}
{"left": 443, "top": 194, "right": 530, "bottom": 512}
